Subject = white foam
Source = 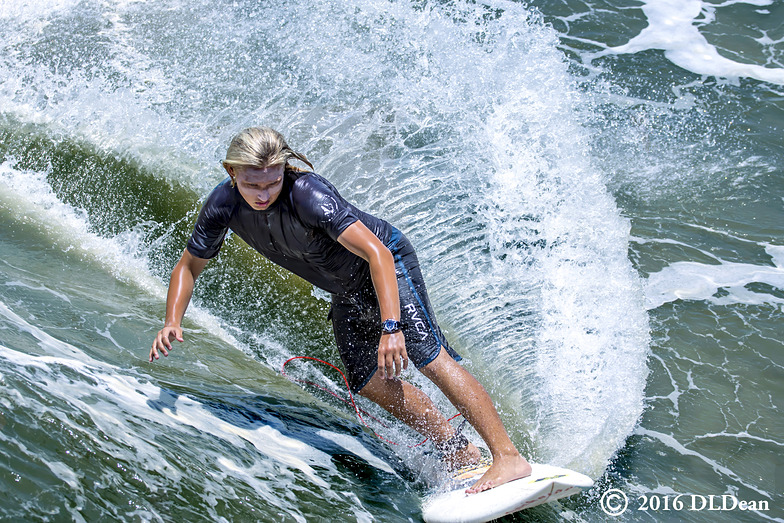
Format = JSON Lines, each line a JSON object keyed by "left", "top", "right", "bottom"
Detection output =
{"left": 635, "top": 427, "right": 771, "bottom": 498}
{"left": 596, "top": 0, "right": 784, "bottom": 85}
{"left": 644, "top": 244, "right": 784, "bottom": 309}
{"left": 0, "top": 300, "right": 86, "bottom": 360}
{"left": 316, "top": 429, "right": 398, "bottom": 475}
{"left": 1, "top": 291, "right": 389, "bottom": 516}
{"left": 0, "top": 52, "right": 211, "bottom": 191}
{"left": 0, "top": 340, "right": 186, "bottom": 481}
{"left": 308, "top": 0, "right": 651, "bottom": 476}
{"left": 0, "top": 337, "right": 340, "bottom": 499}
{"left": 447, "top": 8, "right": 650, "bottom": 474}
{"left": 0, "top": 0, "right": 82, "bottom": 21}
{"left": 162, "top": 395, "right": 332, "bottom": 488}
{"left": 0, "top": 160, "right": 162, "bottom": 297}
{"left": 0, "top": 160, "right": 246, "bottom": 352}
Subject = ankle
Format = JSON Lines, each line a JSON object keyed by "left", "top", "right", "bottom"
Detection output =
{"left": 490, "top": 447, "right": 523, "bottom": 461}
{"left": 443, "top": 443, "right": 481, "bottom": 470}
{"left": 435, "top": 432, "right": 469, "bottom": 456}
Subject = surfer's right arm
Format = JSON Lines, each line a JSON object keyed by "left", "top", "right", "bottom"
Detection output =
{"left": 150, "top": 249, "right": 210, "bottom": 362}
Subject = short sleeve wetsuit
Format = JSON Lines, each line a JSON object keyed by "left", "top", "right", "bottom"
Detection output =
{"left": 187, "top": 170, "right": 460, "bottom": 392}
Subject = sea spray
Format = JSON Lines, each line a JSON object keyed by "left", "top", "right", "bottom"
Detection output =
{"left": 1, "top": 0, "right": 651, "bottom": 512}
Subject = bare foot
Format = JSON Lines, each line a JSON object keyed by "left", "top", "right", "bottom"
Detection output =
{"left": 466, "top": 453, "right": 531, "bottom": 494}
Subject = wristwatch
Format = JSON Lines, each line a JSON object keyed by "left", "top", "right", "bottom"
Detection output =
{"left": 381, "top": 319, "right": 401, "bottom": 334}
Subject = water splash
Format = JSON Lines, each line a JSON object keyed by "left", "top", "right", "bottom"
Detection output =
{"left": 0, "top": 0, "right": 650, "bottom": 481}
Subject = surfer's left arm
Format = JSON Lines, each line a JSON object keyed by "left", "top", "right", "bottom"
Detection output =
{"left": 337, "top": 221, "right": 408, "bottom": 379}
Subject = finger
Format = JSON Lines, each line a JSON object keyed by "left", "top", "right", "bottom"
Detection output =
{"left": 395, "top": 334, "right": 408, "bottom": 373}
{"left": 385, "top": 352, "right": 396, "bottom": 380}
{"left": 154, "top": 337, "right": 169, "bottom": 357}
{"left": 393, "top": 350, "right": 403, "bottom": 377}
{"left": 170, "top": 328, "right": 183, "bottom": 343}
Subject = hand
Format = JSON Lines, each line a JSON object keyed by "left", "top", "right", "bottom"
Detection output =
{"left": 378, "top": 331, "right": 408, "bottom": 379}
{"left": 150, "top": 325, "right": 184, "bottom": 362}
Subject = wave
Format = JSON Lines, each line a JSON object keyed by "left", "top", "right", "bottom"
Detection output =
{"left": 0, "top": 0, "right": 650, "bottom": 478}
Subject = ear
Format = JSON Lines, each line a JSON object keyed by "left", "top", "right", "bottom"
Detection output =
{"left": 223, "top": 163, "right": 236, "bottom": 186}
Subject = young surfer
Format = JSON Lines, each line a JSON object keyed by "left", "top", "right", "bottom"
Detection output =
{"left": 150, "top": 127, "right": 531, "bottom": 493}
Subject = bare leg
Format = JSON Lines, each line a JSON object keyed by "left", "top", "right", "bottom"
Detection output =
{"left": 358, "top": 372, "right": 481, "bottom": 470}
{"left": 420, "top": 348, "right": 532, "bottom": 493}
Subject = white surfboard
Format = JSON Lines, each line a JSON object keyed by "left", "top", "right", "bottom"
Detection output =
{"left": 422, "top": 462, "right": 593, "bottom": 523}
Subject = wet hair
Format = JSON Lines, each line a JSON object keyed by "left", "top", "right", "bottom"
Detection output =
{"left": 222, "top": 127, "right": 313, "bottom": 183}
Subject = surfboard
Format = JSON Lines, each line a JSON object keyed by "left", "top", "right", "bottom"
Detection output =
{"left": 421, "top": 462, "right": 593, "bottom": 523}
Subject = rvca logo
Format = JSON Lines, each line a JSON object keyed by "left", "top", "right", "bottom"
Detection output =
{"left": 404, "top": 303, "right": 429, "bottom": 341}
{"left": 320, "top": 196, "right": 338, "bottom": 218}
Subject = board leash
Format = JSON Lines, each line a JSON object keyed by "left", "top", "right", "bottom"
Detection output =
{"left": 281, "top": 355, "right": 462, "bottom": 448}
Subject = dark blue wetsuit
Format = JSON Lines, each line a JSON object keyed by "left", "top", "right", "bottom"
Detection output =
{"left": 187, "top": 170, "right": 460, "bottom": 392}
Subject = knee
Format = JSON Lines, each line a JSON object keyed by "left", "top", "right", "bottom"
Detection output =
{"left": 422, "top": 347, "right": 472, "bottom": 385}
{"left": 421, "top": 347, "right": 451, "bottom": 375}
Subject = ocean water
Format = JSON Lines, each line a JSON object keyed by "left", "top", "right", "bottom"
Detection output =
{"left": 0, "top": 0, "right": 781, "bottom": 521}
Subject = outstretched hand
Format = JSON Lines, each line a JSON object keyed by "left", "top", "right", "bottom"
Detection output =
{"left": 150, "top": 326, "right": 184, "bottom": 362}
{"left": 378, "top": 331, "right": 408, "bottom": 379}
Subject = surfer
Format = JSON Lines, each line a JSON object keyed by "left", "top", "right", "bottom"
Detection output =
{"left": 150, "top": 127, "right": 531, "bottom": 493}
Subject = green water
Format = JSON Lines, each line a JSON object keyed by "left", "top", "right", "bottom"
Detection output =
{"left": 1, "top": 0, "right": 782, "bottom": 521}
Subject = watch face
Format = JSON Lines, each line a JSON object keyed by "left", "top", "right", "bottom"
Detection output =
{"left": 383, "top": 319, "right": 400, "bottom": 332}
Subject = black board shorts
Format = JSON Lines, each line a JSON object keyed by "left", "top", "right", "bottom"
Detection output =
{"left": 330, "top": 228, "right": 462, "bottom": 393}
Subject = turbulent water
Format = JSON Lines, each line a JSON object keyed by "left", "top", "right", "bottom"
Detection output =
{"left": 0, "top": 0, "right": 781, "bottom": 521}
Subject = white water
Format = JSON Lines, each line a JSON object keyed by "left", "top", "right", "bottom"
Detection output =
{"left": 645, "top": 243, "right": 784, "bottom": 309}
{"left": 0, "top": 0, "right": 650, "bottom": 498}
{"left": 594, "top": 0, "right": 784, "bottom": 85}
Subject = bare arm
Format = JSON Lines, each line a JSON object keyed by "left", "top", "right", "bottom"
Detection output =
{"left": 338, "top": 221, "right": 408, "bottom": 379}
{"left": 150, "top": 249, "right": 210, "bottom": 362}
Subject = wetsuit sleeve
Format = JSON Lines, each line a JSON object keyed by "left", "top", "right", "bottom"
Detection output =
{"left": 294, "top": 176, "right": 358, "bottom": 241}
{"left": 186, "top": 189, "right": 231, "bottom": 259}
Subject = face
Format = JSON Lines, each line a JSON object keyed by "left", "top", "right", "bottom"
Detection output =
{"left": 228, "top": 164, "right": 285, "bottom": 211}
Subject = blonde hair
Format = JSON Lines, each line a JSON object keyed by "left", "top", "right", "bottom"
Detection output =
{"left": 222, "top": 127, "right": 313, "bottom": 180}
